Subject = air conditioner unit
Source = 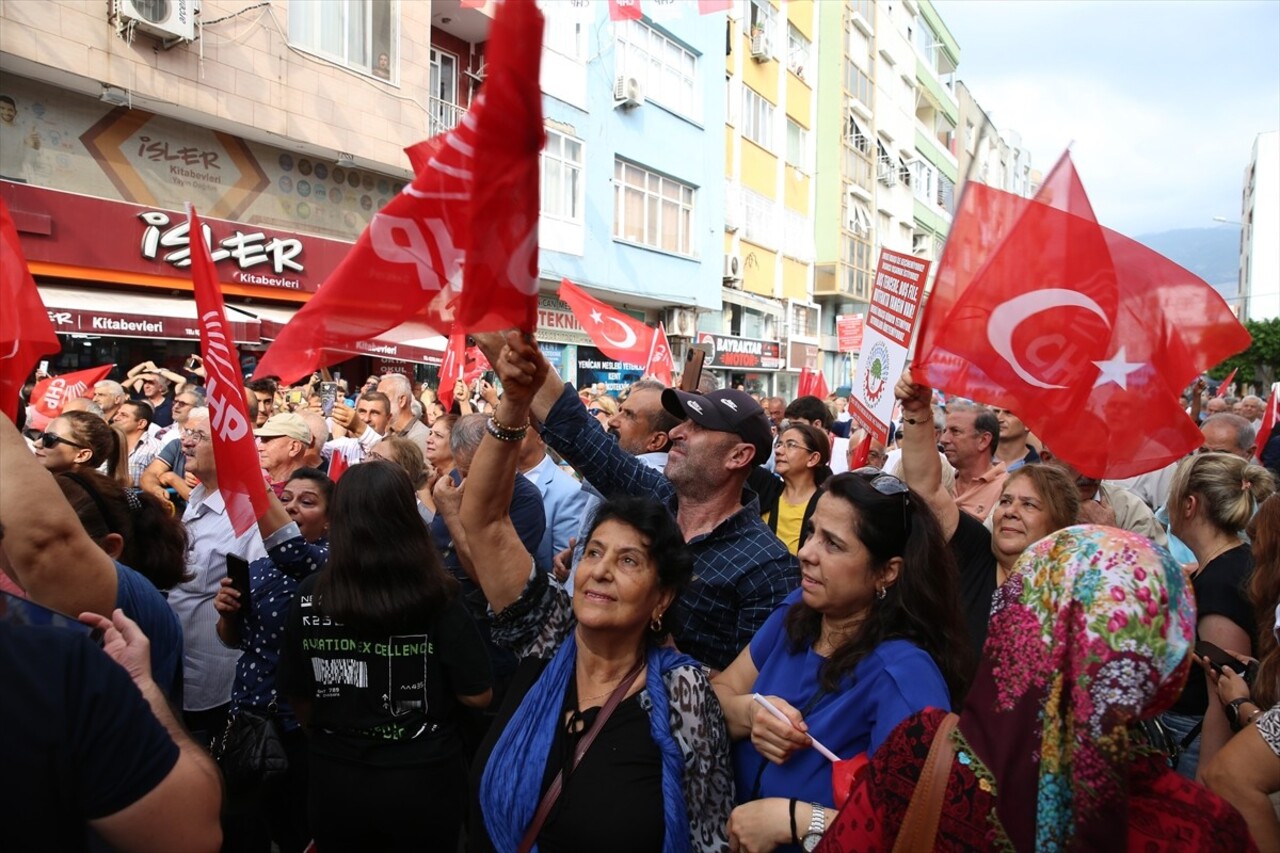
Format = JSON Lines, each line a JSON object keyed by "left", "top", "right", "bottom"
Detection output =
{"left": 613, "top": 75, "right": 644, "bottom": 109}
{"left": 877, "top": 156, "right": 898, "bottom": 186}
{"left": 750, "top": 33, "right": 772, "bottom": 61}
{"left": 664, "top": 307, "right": 699, "bottom": 338}
{"left": 723, "top": 253, "right": 743, "bottom": 283}
{"left": 912, "top": 234, "right": 931, "bottom": 255}
{"left": 115, "top": 0, "right": 198, "bottom": 42}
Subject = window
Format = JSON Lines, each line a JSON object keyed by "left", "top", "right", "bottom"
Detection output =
{"left": 785, "top": 119, "right": 808, "bottom": 171}
{"left": 542, "top": 129, "right": 584, "bottom": 223}
{"left": 844, "top": 59, "right": 872, "bottom": 108}
{"left": 783, "top": 209, "right": 814, "bottom": 261}
{"left": 427, "top": 49, "right": 461, "bottom": 135}
{"left": 615, "top": 20, "right": 699, "bottom": 119}
{"left": 790, "top": 302, "right": 818, "bottom": 338}
{"left": 544, "top": 6, "right": 585, "bottom": 59}
{"left": 787, "top": 23, "right": 811, "bottom": 78}
{"left": 743, "top": 0, "right": 777, "bottom": 41}
{"left": 845, "top": 115, "right": 870, "bottom": 156}
{"left": 742, "top": 87, "right": 774, "bottom": 150}
{"left": 742, "top": 188, "right": 777, "bottom": 249}
{"left": 290, "top": 0, "right": 397, "bottom": 79}
{"left": 614, "top": 160, "right": 695, "bottom": 256}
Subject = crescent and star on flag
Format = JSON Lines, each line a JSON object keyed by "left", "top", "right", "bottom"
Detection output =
{"left": 588, "top": 308, "right": 640, "bottom": 349}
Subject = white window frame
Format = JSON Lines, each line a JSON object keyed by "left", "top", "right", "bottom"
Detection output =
{"left": 742, "top": 187, "right": 777, "bottom": 250}
{"left": 787, "top": 23, "right": 811, "bottom": 78}
{"left": 614, "top": 159, "right": 697, "bottom": 257}
{"left": 289, "top": 0, "right": 399, "bottom": 81}
{"left": 543, "top": 4, "right": 586, "bottom": 60}
{"left": 615, "top": 20, "right": 700, "bottom": 120}
{"left": 785, "top": 119, "right": 808, "bottom": 172}
{"left": 742, "top": 87, "right": 774, "bottom": 151}
{"left": 541, "top": 129, "right": 584, "bottom": 224}
{"left": 743, "top": 0, "right": 777, "bottom": 42}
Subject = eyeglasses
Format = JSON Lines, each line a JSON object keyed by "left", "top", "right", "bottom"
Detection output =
{"left": 775, "top": 439, "right": 814, "bottom": 453}
{"left": 587, "top": 408, "right": 603, "bottom": 417}
{"left": 38, "top": 432, "right": 88, "bottom": 450}
{"left": 181, "top": 428, "right": 211, "bottom": 443}
{"left": 851, "top": 466, "right": 911, "bottom": 529}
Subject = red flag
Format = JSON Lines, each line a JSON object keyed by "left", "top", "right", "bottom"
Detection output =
{"left": 812, "top": 370, "right": 830, "bottom": 401}
{"left": 608, "top": 0, "right": 644, "bottom": 21}
{"left": 558, "top": 278, "right": 654, "bottom": 365}
{"left": 30, "top": 365, "right": 114, "bottom": 419}
{"left": 849, "top": 433, "right": 873, "bottom": 469}
{"left": 1215, "top": 368, "right": 1237, "bottom": 397}
{"left": 188, "top": 206, "right": 269, "bottom": 536}
{"left": 255, "top": 0, "right": 544, "bottom": 384}
{"left": 437, "top": 332, "right": 466, "bottom": 400}
{"left": 1258, "top": 384, "right": 1279, "bottom": 458}
{"left": 915, "top": 153, "right": 1251, "bottom": 479}
{"left": 698, "top": 0, "right": 734, "bottom": 12}
{"left": 644, "top": 322, "right": 674, "bottom": 386}
{"left": 0, "top": 197, "right": 60, "bottom": 420}
{"left": 798, "top": 368, "right": 828, "bottom": 399}
{"left": 327, "top": 452, "right": 348, "bottom": 483}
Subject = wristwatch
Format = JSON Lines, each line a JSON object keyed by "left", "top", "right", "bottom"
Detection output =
{"left": 1225, "top": 697, "right": 1257, "bottom": 732}
{"left": 801, "top": 802, "right": 826, "bottom": 851}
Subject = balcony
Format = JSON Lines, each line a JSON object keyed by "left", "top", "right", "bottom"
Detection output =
{"left": 428, "top": 97, "right": 465, "bottom": 137}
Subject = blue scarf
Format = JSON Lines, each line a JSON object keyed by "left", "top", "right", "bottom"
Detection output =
{"left": 480, "top": 636, "right": 694, "bottom": 852}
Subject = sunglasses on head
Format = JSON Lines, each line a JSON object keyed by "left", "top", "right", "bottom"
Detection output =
{"left": 39, "top": 432, "right": 88, "bottom": 450}
{"left": 850, "top": 466, "right": 911, "bottom": 528}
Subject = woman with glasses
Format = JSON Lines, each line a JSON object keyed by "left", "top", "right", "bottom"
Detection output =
{"left": 757, "top": 422, "right": 833, "bottom": 555}
{"left": 34, "top": 410, "right": 129, "bottom": 487}
{"left": 421, "top": 414, "right": 457, "bottom": 518}
{"left": 714, "top": 469, "right": 971, "bottom": 852}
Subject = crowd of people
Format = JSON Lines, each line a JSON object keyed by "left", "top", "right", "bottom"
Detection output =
{"left": 4, "top": 338, "right": 1279, "bottom": 852}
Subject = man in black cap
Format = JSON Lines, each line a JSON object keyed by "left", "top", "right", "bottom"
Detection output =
{"left": 476, "top": 334, "right": 797, "bottom": 671}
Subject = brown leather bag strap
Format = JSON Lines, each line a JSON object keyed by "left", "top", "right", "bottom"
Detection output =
{"left": 517, "top": 656, "right": 646, "bottom": 853}
{"left": 892, "top": 712, "right": 960, "bottom": 853}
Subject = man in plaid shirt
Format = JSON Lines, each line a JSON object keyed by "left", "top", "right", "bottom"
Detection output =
{"left": 519, "top": 343, "right": 797, "bottom": 671}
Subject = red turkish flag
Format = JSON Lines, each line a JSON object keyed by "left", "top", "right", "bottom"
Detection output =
{"left": 558, "top": 278, "right": 654, "bottom": 366}
{"left": 1258, "top": 384, "right": 1279, "bottom": 457}
{"left": 189, "top": 206, "right": 270, "bottom": 536}
{"left": 255, "top": 0, "right": 543, "bottom": 384}
{"left": 915, "top": 153, "right": 1251, "bottom": 479}
{"left": 30, "top": 365, "right": 114, "bottom": 419}
{"left": 608, "top": 0, "right": 644, "bottom": 21}
{"left": 0, "top": 197, "right": 60, "bottom": 421}
{"left": 1216, "top": 368, "right": 1237, "bottom": 397}
{"left": 644, "top": 322, "right": 674, "bottom": 386}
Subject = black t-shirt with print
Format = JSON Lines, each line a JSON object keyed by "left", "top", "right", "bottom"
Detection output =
{"left": 279, "top": 573, "right": 492, "bottom": 767}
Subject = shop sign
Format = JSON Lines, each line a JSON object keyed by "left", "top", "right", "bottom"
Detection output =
{"left": 576, "top": 345, "right": 643, "bottom": 394}
{"left": 44, "top": 306, "right": 258, "bottom": 344}
{"left": 696, "top": 333, "right": 784, "bottom": 371}
{"left": 787, "top": 341, "right": 820, "bottom": 371}
{"left": 537, "top": 295, "right": 593, "bottom": 345}
{"left": 139, "top": 210, "right": 305, "bottom": 287}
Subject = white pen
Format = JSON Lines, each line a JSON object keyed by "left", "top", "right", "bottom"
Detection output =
{"left": 752, "top": 693, "right": 842, "bottom": 763}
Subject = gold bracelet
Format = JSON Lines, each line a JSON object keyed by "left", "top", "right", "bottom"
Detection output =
{"left": 902, "top": 415, "right": 928, "bottom": 425}
{"left": 485, "top": 416, "right": 527, "bottom": 443}
{"left": 490, "top": 412, "right": 529, "bottom": 433}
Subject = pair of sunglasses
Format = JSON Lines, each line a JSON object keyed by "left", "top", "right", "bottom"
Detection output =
{"left": 850, "top": 466, "right": 911, "bottom": 530}
{"left": 39, "top": 432, "right": 88, "bottom": 450}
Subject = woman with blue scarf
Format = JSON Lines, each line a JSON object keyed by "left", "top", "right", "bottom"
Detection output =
{"left": 451, "top": 333, "right": 734, "bottom": 852}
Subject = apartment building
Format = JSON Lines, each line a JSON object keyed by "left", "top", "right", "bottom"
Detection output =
{"left": 1239, "top": 130, "right": 1279, "bottom": 321}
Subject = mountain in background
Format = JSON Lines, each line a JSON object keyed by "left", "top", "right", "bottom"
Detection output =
{"left": 1134, "top": 226, "right": 1241, "bottom": 303}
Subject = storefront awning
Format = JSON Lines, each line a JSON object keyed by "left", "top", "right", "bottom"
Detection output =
{"left": 227, "top": 303, "right": 447, "bottom": 367}
{"left": 40, "top": 285, "right": 260, "bottom": 344}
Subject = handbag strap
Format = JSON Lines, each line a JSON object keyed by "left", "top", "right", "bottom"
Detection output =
{"left": 517, "top": 656, "right": 646, "bottom": 853}
{"left": 892, "top": 712, "right": 959, "bottom": 853}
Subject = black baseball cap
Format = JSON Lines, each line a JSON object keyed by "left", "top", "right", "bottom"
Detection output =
{"left": 661, "top": 388, "right": 773, "bottom": 466}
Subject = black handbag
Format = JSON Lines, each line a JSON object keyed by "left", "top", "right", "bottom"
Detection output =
{"left": 213, "top": 703, "right": 289, "bottom": 805}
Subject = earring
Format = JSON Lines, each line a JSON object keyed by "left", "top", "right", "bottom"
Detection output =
{"left": 876, "top": 585, "right": 887, "bottom": 601}
{"left": 650, "top": 613, "right": 664, "bottom": 633}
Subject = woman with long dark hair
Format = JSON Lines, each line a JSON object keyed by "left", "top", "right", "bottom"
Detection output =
{"left": 759, "top": 422, "right": 832, "bottom": 555}
{"left": 714, "top": 469, "right": 971, "bottom": 852}
{"left": 454, "top": 334, "right": 734, "bottom": 851}
{"left": 278, "top": 460, "right": 491, "bottom": 850}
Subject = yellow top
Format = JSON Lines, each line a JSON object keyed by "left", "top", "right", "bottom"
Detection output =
{"left": 771, "top": 496, "right": 810, "bottom": 556}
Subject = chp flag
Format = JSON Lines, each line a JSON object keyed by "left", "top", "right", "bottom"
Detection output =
{"left": 913, "top": 152, "right": 1251, "bottom": 479}
{"left": 188, "top": 205, "right": 269, "bottom": 536}
{"left": 849, "top": 249, "right": 930, "bottom": 445}
{"left": 644, "top": 322, "right": 674, "bottom": 387}
{"left": 0, "top": 196, "right": 60, "bottom": 420}
{"left": 30, "top": 365, "right": 115, "bottom": 419}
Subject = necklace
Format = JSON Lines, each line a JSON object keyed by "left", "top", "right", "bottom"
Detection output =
{"left": 1192, "top": 540, "right": 1240, "bottom": 579}
{"left": 574, "top": 659, "right": 644, "bottom": 708}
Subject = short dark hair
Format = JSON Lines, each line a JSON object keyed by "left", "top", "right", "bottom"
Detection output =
{"left": 247, "top": 378, "right": 278, "bottom": 396}
{"left": 286, "top": 467, "right": 335, "bottom": 508}
{"left": 122, "top": 400, "right": 154, "bottom": 426}
{"left": 784, "top": 396, "right": 833, "bottom": 431}
{"left": 584, "top": 497, "right": 694, "bottom": 641}
{"left": 629, "top": 379, "right": 681, "bottom": 438}
{"left": 0, "top": 95, "right": 15, "bottom": 108}
{"left": 784, "top": 473, "right": 972, "bottom": 703}
{"left": 359, "top": 391, "right": 392, "bottom": 413}
{"left": 779, "top": 422, "right": 833, "bottom": 487}
{"left": 315, "top": 460, "right": 456, "bottom": 634}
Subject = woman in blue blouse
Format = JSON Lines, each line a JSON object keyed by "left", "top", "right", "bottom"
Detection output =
{"left": 713, "top": 470, "right": 971, "bottom": 852}
{"left": 214, "top": 467, "right": 331, "bottom": 853}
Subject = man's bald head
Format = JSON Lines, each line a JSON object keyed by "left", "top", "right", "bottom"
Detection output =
{"left": 1200, "top": 413, "right": 1256, "bottom": 459}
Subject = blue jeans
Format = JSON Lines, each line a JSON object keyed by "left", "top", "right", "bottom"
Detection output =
{"left": 1160, "top": 710, "right": 1203, "bottom": 780}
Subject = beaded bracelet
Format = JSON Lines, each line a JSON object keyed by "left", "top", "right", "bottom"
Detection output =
{"left": 485, "top": 416, "right": 528, "bottom": 442}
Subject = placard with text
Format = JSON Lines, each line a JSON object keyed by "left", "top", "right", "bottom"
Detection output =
{"left": 849, "top": 249, "right": 930, "bottom": 444}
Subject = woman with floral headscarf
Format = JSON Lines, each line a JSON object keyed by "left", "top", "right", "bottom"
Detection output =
{"left": 816, "top": 526, "right": 1254, "bottom": 852}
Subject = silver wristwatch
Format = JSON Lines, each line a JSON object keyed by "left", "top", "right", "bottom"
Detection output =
{"left": 801, "top": 802, "right": 826, "bottom": 851}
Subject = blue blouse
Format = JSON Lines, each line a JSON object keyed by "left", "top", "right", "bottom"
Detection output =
{"left": 733, "top": 589, "right": 950, "bottom": 809}
{"left": 229, "top": 524, "right": 328, "bottom": 732}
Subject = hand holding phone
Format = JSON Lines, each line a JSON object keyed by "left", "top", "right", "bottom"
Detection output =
{"left": 1196, "top": 640, "right": 1254, "bottom": 679}
{"left": 319, "top": 382, "right": 340, "bottom": 417}
{"left": 225, "top": 555, "right": 252, "bottom": 618}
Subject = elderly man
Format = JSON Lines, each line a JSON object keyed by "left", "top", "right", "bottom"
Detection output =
{"left": 1048, "top": 454, "right": 1167, "bottom": 546}
{"left": 169, "top": 407, "right": 267, "bottom": 744}
{"left": 377, "top": 373, "right": 430, "bottom": 451}
{"left": 1201, "top": 413, "right": 1256, "bottom": 460}
{"left": 486, "top": 334, "right": 796, "bottom": 671}
{"left": 940, "top": 401, "right": 1006, "bottom": 519}
{"left": 110, "top": 400, "right": 160, "bottom": 487}
{"left": 93, "top": 380, "right": 129, "bottom": 422}
{"left": 1236, "top": 395, "right": 1265, "bottom": 427}
{"left": 123, "top": 361, "right": 184, "bottom": 427}
{"left": 254, "top": 413, "right": 312, "bottom": 496}
{"left": 140, "top": 389, "right": 205, "bottom": 506}
{"left": 608, "top": 379, "right": 679, "bottom": 468}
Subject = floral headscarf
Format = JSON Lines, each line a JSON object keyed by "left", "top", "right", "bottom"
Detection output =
{"left": 958, "top": 525, "right": 1196, "bottom": 851}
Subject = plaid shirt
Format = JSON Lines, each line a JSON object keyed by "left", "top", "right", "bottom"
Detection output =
{"left": 541, "top": 384, "right": 798, "bottom": 670}
{"left": 127, "top": 431, "right": 161, "bottom": 488}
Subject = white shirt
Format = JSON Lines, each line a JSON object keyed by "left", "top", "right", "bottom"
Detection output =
{"left": 172, "top": 483, "right": 267, "bottom": 711}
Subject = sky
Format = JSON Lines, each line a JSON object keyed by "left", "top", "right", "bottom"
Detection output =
{"left": 935, "top": 0, "right": 1280, "bottom": 237}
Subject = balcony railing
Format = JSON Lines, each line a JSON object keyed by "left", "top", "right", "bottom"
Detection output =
{"left": 427, "top": 97, "right": 465, "bottom": 137}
